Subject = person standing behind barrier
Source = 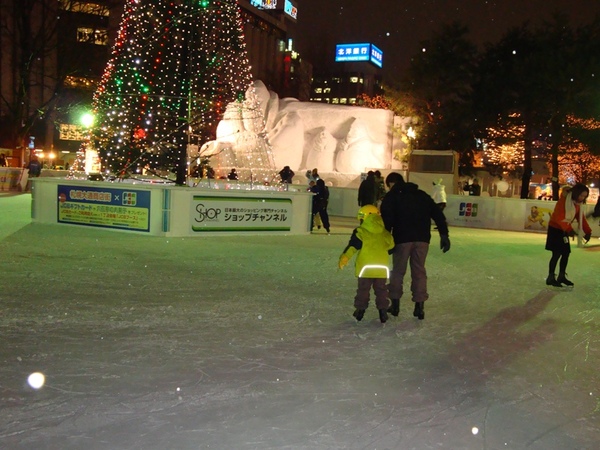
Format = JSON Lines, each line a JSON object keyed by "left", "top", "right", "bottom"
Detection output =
{"left": 545, "top": 183, "right": 592, "bottom": 287}
{"left": 227, "top": 168, "right": 239, "bottom": 180}
{"left": 469, "top": 179, "right": 481, "bottom": 196}
{"left": 338, "top": 205, "right": 395, "bottom": 324}
{"left": 26, "top": 155, "right": 42, "bottom": 177}
{"left": 279, "top": 166, "right": 295, "bottom": 184}
{"left": 305, "top": 168, "right": 320, "bottom": 185}
{"left": 358, "top": 171, "right": 378, "bottom": 206}
{"left": 431, "top": 178, "right": 447, "bottom": 212}
{"left": 310, "top": 178, "right": 330, "bottom": 233}
{"left": 0, "top": 153, "right": 7, "bottom": 167}
{"left": 380, "top": 172, "right": 450, "bottom": 320}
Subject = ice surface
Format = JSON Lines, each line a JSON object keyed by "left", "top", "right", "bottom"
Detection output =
{"left": 1, "top": 193, "right": 599, "bottom": 449}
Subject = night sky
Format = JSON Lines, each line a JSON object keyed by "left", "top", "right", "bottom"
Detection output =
{"left": 295, "top": 0, "right": 600, "bottom": 81}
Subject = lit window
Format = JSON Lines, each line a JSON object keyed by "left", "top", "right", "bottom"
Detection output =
{"left": 77, "top": 27, "right": 108, "bottom": 45}
{"left": 349, "top": 98, "right": 357, "bottom": 104}
{"left": 314, "top": 88, "right": 323, "bottom": 94}
{"left": 59, "top": 1, "right": 109, "bottom": 16}
{"left": 332, "top": 98, "right": 339, "bottom": 104}
{"left": 350, "top": 77, "right": 359, "bottom": 83}
{"left": 324, "top": 87, "right": 331, "bottom": 93}
{"left": 340, "top": 98, "right": 348, "bottom": 104}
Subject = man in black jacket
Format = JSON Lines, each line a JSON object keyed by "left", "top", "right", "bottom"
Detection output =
{"left": 380, "top": 172, "right": 450, "bottom": 320}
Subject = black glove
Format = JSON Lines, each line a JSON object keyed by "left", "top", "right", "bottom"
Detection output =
{"left": 566, "top": 229, "right": 576, "bottom": 238}
{"left": 584, "top": 233, "right": 591, "bottom": 243}
{"left": 440, "top": 235, "right": 451, "bottom": 253}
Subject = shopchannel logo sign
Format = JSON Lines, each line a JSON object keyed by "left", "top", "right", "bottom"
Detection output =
{"left": 459, "top": 202, "right": 478, "bottom": 217}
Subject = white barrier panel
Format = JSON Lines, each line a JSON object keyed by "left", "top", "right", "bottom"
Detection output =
{"left": 0, "top": 168, "right": 27, "bottom": 191}
{"left": 31, "top": 178, "right": 313, "bottom": 236}
{"left": 328, "top": 187, "right": 600, "bottom": 237}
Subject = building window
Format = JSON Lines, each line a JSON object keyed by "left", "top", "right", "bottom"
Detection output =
{"left": 350, "top": 77, "right": 359, "bottom": 83}
{"left": 59, "top": 123, "right": 87, "bottom": 141}
{"left": 340, "top": 98, "right": 348, "bottom": 104}
{"left": 332, "top": 98, "right": 339, "bottom": 104}
{"left": 77, "top": 27, "right": 108, "bottom": 45}
{"left": 349, "top": 98, "right": 357, "bottom": 104}
{"left": 314, "top": 87, "right": 322, "bottom": 94}
{"left": 323, "top": 87, "right": 331, "bottom": 93}
{"left": 59, "top": 1, "right": 110, "bottom": 16}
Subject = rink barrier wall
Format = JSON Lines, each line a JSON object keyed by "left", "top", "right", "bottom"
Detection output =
{"left": 30, "top": 178, "right": 313, "bottom": 236}
{"left": 327, "top": 187, "right": 600, "bottom": 240}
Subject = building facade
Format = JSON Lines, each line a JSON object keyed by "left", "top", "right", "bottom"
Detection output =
{"left": 0, "top": 0, "right": 306, "bottom": 167}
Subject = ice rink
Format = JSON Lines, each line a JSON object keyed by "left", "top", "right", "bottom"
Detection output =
{"left": 1, "top": 193, "right": 599, "bottom": 449}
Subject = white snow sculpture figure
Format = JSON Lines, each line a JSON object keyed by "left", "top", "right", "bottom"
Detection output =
{"left": 305, "top": 127, "right": 336, "bottom": 173}
{"left": 268, "top": 111, "right": 304, "bottom": 170}
{"left": 335, "top": 117, "right": 387, "bottom": 173}
{"left": 210, "top": 81, "right": 394, "bottom": 184}
{"left": 199, "top": 85, "right": 278, "bottom": 182}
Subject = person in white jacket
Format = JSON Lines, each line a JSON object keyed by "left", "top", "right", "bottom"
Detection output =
{"left": 431, "top": 178, "right": 447, "bottom": 212}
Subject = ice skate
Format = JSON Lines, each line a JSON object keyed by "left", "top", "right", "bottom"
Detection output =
{"left": 353, "top": 309, "right": 365, "bottom": 321}
{"left": 413, "top": 302, "right": 424, "bottom": 320}
{"left": 387, "top": 299, "right": 400, "bottom": 317}
{"left": 557, "top": 273, "right": 574, "bottom": 287}
{"left": 545, "top": 274, "right": 563, "bottom": 287}
{"left": 378, "top": 309, "right": 388, "bottom": 323}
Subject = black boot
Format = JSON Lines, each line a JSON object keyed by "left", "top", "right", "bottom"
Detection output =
{"left": 546, "top": 274, "right": 562, "bottom": 287}
{"left": 378, "top": 309, "right": 388, "bottom": 323}
{"left": 413, "top": 302, "right": 424, "bottom": 320}
{"left": 557, "top": 273, "right": 574, "bottom": 286}
{"left": 387, "top": 299, "right": 400, "bottom": 316}
{"left": 353, "top": 309, "right": 365, "bottom": 321}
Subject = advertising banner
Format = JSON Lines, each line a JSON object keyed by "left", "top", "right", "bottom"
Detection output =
{"left": 57, "top": 185, "right": 151, "bottom": 231}
{"left": 192, "top": 195, "right": 293, "bottom": 232}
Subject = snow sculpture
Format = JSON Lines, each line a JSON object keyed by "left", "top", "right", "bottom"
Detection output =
{"left": 198, "top": 85, "right": 278, "bottom": 183}
{"left": 201, "top": 81, "right": 394, "bottom": 185}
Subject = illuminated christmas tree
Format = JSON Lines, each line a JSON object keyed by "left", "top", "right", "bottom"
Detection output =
{"left": 90, "top": 0, "right": 253, "bottom": 184}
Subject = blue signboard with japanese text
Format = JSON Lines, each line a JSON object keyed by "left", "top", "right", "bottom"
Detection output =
{"left": 335, "top": 43, "right": 383, "bottom": 68}
{"left": 57, "top": 184, "right": 151, "bottom": 232}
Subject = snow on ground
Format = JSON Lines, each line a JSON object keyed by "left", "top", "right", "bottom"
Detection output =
{"left": 1, "top": 192, "right": 599, "bottom": 449}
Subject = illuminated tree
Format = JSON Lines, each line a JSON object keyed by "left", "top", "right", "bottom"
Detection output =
{"left": 555, "top": 116, "right": 600, "bottom": 184}
{"left": 90, "top": 0, "right": 253, "bottom": 184}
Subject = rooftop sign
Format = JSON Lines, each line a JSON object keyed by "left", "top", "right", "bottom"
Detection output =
{"left": 335, "top": 43, "right": 383, "bottom": 68}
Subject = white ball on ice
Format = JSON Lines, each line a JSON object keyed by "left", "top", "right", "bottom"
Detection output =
{"left": 28, "top": 372, "right": 45, "bottom": 389}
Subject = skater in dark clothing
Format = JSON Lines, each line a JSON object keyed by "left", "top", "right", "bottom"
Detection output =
{"left": 311, "top": 179, "right": 331, "bottom": 233}
{"left": 358, "top": 171, "right": 378, "bottom": 206}
{"left": 380, "top": 172, "right": 450, "bottom": 320}
{"left": 339, "top": 205, "right": 395, "bottom": 323}
{"left": 545, "top": 184, "right": 592, "bottom": 287}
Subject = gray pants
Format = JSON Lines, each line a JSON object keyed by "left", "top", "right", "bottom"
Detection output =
{"left": 388, "top": 242, "right": 429, "bottom": 303}
{"left": 354, "top": 278, "right": 389, "bottom": 310}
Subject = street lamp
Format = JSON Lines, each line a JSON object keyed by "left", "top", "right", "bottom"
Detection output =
{"left": 80, "top": 112, "right": 95, "bottom": 128}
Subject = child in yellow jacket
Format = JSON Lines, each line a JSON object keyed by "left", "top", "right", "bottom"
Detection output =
{"left": 339, "top": 205, "right": 395, "bottom": 323}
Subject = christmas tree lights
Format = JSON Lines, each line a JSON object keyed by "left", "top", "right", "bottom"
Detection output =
{"left": 90, "top": 0, "right": 254, "bottom": 184}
